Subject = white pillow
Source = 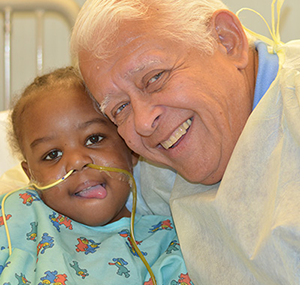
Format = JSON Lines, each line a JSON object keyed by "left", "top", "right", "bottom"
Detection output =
{"left": 0, "top": 110, "right": 21, "bottom": 176}
{"left": 0, "top": 110, "right": 28, "bottom": 195}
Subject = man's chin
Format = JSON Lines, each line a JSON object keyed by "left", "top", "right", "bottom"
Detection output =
{"left": 179, "top": 168, "right": 223, "bottom": 185}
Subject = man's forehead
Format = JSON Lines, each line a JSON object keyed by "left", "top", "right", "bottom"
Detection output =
{"left": 86, "top": 47, "right": 163, "bottom": 85}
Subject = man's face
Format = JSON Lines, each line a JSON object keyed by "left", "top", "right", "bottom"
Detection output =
{"left": 79, "top": 20, "right": 252, "bottom": 184}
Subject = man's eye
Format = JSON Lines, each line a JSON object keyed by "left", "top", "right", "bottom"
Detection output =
{"left": 44, "top": 150, "right": 62, "bottom": 161}
{"left": 86, "top": 134, "right": 104, "bottom": 146}
{"left": 148, "top": 71, "right": 163, "bottom": 85}
{"left": 111, "top": 101, "right": 131, "bottom": 126}
{"left": 115, "top": 102, "right": 130, "bottom": 115}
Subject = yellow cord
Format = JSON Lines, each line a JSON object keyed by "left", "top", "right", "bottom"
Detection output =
{"left": 236, "top": 0, "right": 286, "bottom": 69}
{"left": 30, "top": 169, "right": 74, "bottom": 190}
{"left": 1, "top": 187, "right": 26, "bottom": 256}
{"left": 86, "top": 163, "right": 157, "bottom": 285}
{"left": 1, "top": 164, "right": 157, "bottom": 284}
{"left": 1, "top": 169, "right": 75, "bottom": 256}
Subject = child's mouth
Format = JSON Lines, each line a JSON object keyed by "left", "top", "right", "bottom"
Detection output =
{"left": 75, "top": 183, "right": 107, "bottom": 199}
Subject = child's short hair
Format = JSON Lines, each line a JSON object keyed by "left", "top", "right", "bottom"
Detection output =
{"left": 8, "top": 66, "right": 89, "bottom": 160}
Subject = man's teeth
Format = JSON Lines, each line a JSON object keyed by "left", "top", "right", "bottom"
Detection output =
{"left": 161, "top": 119, "right": 192, "bottom": 149}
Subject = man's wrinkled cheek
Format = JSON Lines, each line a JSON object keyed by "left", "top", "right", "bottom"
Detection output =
{"left": 118, "top": 117, "right": 132, "bottom": 139}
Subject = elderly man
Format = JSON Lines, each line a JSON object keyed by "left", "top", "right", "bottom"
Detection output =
{"left": 71, "top": 0, "right": 300, "bottom": 284}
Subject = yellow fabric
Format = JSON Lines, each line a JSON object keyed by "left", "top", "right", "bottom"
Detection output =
{"left": 170, "top": 41, "right": 300, "bottom": 284}
{"left": 137, "top": 2, "right": 300, "bottom": 282}
{"left": 0, "top": 164, "right": 28, "bottom": 195}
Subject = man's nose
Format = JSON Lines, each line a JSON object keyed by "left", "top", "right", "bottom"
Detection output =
{"left": 131, "top": 100, "right": 163, "bottom": 137}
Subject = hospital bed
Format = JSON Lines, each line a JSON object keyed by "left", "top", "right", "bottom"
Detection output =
{"left": 0, "top": 0, "right": 80, "bottom": 187}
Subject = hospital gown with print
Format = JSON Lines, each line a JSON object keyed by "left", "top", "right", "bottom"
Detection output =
{"left": 0, "top": 189, "right": 191, "bottom": 285}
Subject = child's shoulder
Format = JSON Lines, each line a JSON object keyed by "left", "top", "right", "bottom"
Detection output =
{"left": 0, "top": 188, "right": 43, "bottom": 222}
{"left": 1, "top": 188, "right": 41, "bottom": 206}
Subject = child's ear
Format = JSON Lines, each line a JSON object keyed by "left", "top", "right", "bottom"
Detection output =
{"left": 21, "top": 161, "right": 32, "bottom": 180}
{"left": 131, "top": 151, "right": 139, "bottom": 167}
{"left": 210, "top": 9, "right": 249, "bottom": 69}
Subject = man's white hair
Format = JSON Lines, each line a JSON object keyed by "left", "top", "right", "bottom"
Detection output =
{"left": 71, "top": 0, "right": 230, "bottom": 65}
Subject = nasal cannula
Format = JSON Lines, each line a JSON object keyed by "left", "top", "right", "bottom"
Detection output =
{"left": 1, "top": 163, "right": 157, "bottom": 285}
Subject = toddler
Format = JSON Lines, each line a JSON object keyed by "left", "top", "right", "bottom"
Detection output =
{"left": 0, "top": 67, "right": 192, "bottom": 285}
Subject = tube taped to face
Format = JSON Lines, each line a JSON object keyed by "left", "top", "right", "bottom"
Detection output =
{"left": 1, "top": 163, "right": 157, "bottom": 285}
{"left": 30, "top": 168, "right": 75, "bottom": 190}
{"left": 30, "top": 164, "right": 133, "bottom": 192}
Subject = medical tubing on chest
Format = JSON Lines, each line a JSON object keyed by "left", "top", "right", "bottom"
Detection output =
{"left": 1, "top": 163, "right": 157, "bottom": 285}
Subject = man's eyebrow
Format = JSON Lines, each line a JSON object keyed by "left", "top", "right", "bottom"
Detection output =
{"left": 100, "top": 95, "right": 111, "bottom": 115}
{"left": 126, "top": 63, "right": 146, "bottom": 77}
{"left": 126, "top": 59, "right": 160, "bottom": 77}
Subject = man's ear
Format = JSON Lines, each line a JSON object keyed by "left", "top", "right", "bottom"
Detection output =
{"left": 131, "top": 151, "right": 139, "bottom": 167}
{"left": 21, "top": 161, "right": 32, "bottom": 180}
{"left": 210, "top": 9, "right": 249, "bottom": 69}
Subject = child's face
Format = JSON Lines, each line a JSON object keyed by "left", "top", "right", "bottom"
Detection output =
{"left": 21, "top": 86, "right": 137, "bottom": 226}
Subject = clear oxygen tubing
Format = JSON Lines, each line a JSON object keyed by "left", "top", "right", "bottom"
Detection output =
{"left": 1, "top": 163, "right": 157, "bottom": 285}
{"left": 236, "top": 0, "right": 286, "bottom": 70}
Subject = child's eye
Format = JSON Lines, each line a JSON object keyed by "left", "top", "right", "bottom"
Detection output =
{"left": 86, "top": 134, "right": 104, "bottom": 146}
{"left": 44, "top": 150, "right": 62, "bottom": 161}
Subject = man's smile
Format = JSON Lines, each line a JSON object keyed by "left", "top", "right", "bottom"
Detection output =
{"left": 161, "top": 118, "right": 192, "bottom": 149}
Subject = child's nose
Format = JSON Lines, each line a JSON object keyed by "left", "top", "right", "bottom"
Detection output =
{"left": 66, "top": 151, "right": 93, "bottom": 173}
